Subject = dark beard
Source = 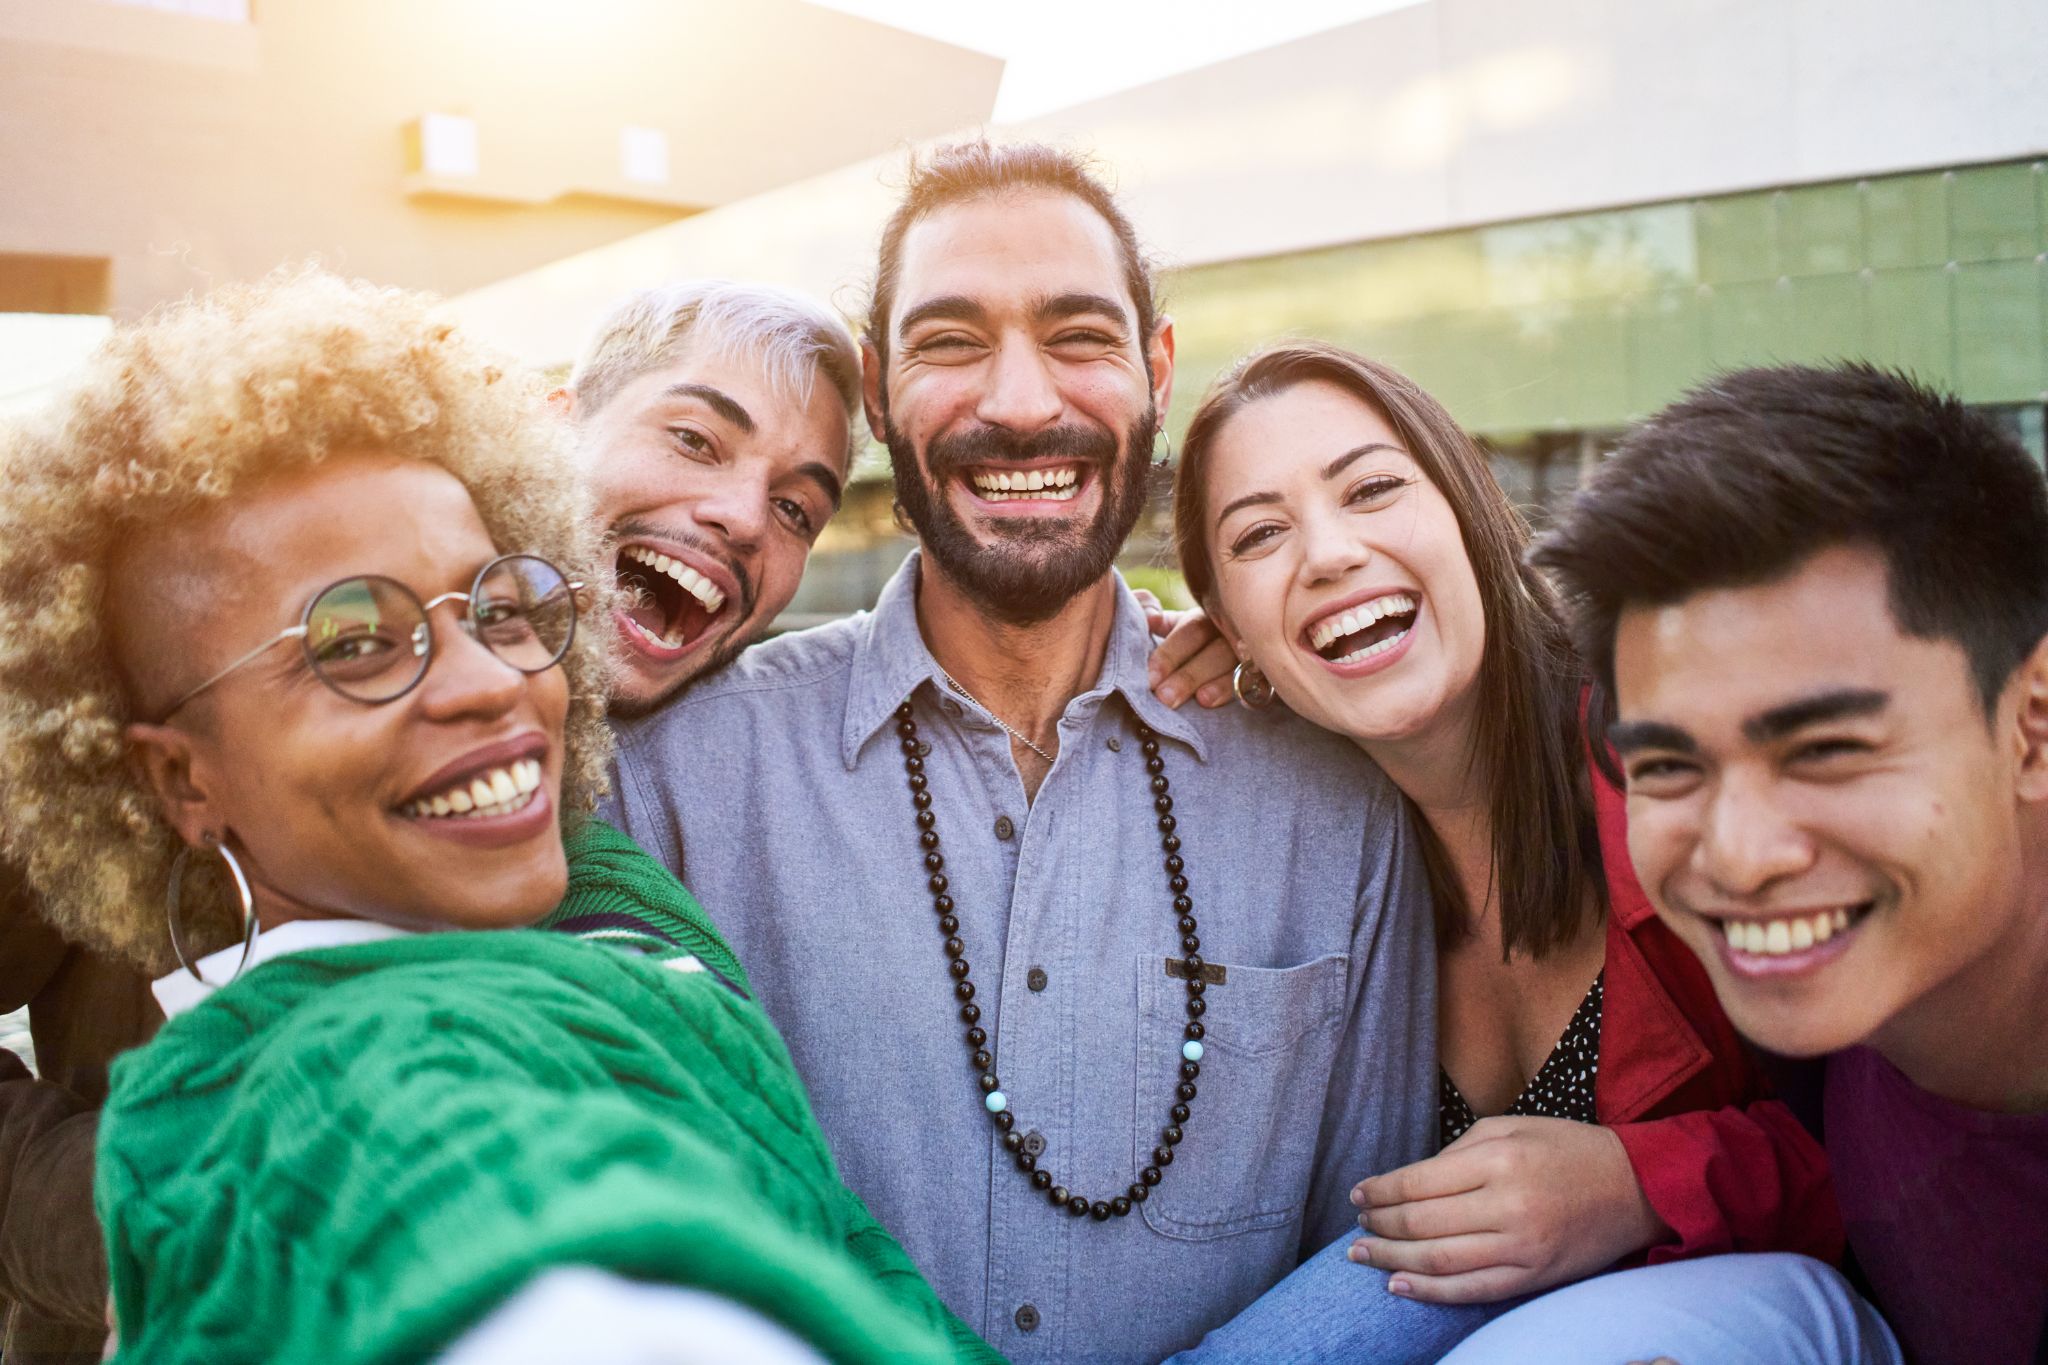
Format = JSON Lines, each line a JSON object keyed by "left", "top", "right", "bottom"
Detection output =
{"left": 884, "top": 406, "right": 1157, "bottom": 625}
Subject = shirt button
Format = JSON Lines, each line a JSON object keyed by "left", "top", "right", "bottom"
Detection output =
{"left": 1106, "top": 736, "right": 1123, "bottom": 752}
{"left": 1023, "top": 1129, "right": 1046, "bottom": 1157}
{"left": 1027, "top": 967, "right": 1048, "bottom": 992}
{"left": 1015, "top": 1304, "right": 1040, "bottom": 1333}
{"left": 994, "top": 815, "right": 1015, "bottom": 840}
{"left": 917, "top": 741, "right": 932, "bottom": 757}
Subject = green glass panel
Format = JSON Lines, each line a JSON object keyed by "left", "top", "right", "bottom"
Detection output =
{"left": 1624, "top": 288, "right": 1710, "bottom": 420}
{"left": 1696, "top": 192, "right": 1779, "bottom": 285}
{"left": 1781, "top": 274, "right": 1867, "bottom": 366}
{"left": 1478, "top": 204, "right": 1696, "bottom": 307}
{"left": 1953, "top": 260, "right": 2046, "bottom": 403}
{"left": 2039, "top": 161, "right": 2048, "bottom": 252}
{"left": 1866, "top": 171, "right": 1950, "bottom": 271}
{"left": 1426, "top": 311, "right": 1514, "bottom": 433}
{"left": 1547, "top": 304, "right": 1631, "bottom": 429}
{"left": 1863, "top": 267, "right": 1954, "bottom": 389}
{"left": 1780, "top": 182, "right": 1864, "bottom": 277}
{"left": 1951, "top": 161, "right": 2039, "bottom": 264}
{"left": 1705, "top": 280, "right": 1789, "bottom": 368}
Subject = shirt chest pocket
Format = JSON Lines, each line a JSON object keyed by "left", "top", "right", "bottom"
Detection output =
{"left": 1133, "top": 951, "right": 1350, "bottom": 1240}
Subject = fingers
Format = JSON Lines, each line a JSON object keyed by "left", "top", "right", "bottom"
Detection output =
{"left": 1353, "top": 1146, "right": 1492, "bottom": 1210}
{"left": 1348, "top": 1231, "right": 1516, "bottom": 1283}
{"left": 1132, "top": 588, "right": 1167, "bottom": 637}
{"left": 1371, "top": 1260, "right": 1535, "bottom": 1307}
{"left": 1155, "top": 634, "right": 1239, "bottom": 709}
{"left": 1145, "top": 609, "right": 1228, "bottom": 708}
{"left": 1358, "top": 1189, "right": 1488, "bottom": 1241}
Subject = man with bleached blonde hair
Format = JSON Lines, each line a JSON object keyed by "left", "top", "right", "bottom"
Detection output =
{"left": 551, "top": 280, "right": 864, "bottom": 714}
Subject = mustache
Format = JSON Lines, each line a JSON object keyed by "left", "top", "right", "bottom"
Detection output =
{"left": 607, "top": 519, "right": 757, "bottom": 619}
{"left": 924, "top": 422, "right": 1118, "bottom": 477}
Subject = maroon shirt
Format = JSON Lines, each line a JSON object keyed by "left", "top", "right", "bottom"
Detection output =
{"left": 1825, "top": 1046, "right": 2048, "bottom": 1365}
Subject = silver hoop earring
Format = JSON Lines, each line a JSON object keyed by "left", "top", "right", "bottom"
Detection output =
{"left": 166, "top": 837, "right": 258, "bottom": 987}
{"left": 1231, "top": 659, "right": 1277, "bottom": 711}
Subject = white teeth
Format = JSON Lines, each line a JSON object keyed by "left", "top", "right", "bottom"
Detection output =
{"left": 969, "top": 466, "right": 1081, "bottom": 500}
{"left": 1726, "top": 907, "right": 1859, "bottom": 956}
{"left": 1309, "top": 594, "right": 1417, "bottom": 652}
{"left": 401, "top": 761, "right": 545, "bottom": 820}
{"left": 623, "top": 546, "right": 728, "bottom": 615}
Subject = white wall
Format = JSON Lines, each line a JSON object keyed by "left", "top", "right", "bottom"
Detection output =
{"left": 450, "top": 0, "right": 2048, "bottom": 367}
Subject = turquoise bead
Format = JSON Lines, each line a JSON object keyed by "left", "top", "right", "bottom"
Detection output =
{"left": 985, "top": 1090, "right": 1008, "bottom": 1113}
{"left": 1182, "top": 1040, "right": 1205, "bottom": 1062}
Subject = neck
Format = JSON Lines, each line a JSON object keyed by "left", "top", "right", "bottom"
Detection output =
{"left": 1872, "top": 857, "right": 2048, "bottom": 1113}
{"left": 1354, "top": 692, "right": 1496, "bottom": 930}
{"left": 914, "top": 553, "right": 1120, "bottom": 753}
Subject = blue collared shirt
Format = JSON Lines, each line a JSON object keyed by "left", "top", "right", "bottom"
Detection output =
{"left": 607, "top": 553, "right": 1436, "bottom": 1363}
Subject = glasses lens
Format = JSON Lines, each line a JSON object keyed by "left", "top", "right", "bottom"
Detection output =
{"left": 471, "top": 555, "right": 576, "bottom": 673}
{"left": 304, "top": 576, "right": 430, "bottom": 703}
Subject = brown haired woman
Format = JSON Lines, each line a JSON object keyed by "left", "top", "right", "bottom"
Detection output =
{"left": 1152, "top": 342, "right": 1900, "bottom": 1361}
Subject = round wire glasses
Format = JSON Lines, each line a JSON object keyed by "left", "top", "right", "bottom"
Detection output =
{"left": 154, "top": 553, "right": 581, "bottom": 722}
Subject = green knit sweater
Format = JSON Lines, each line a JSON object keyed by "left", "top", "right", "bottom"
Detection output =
{"left": 96, "top": 819, "right": 1000, "bottom": 1364}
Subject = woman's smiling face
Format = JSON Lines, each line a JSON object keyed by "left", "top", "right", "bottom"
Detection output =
{"left": 116, "top": 450, "right": 572, "bottom": 934}
{"left": 1202, "top": 380, "right": 1487, "bottom": 748}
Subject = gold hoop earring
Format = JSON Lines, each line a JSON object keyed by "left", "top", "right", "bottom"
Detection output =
{"left": 166, "top": 837, "right": 258, "bottom": 987}
{"left": 1231, "top": 659, "right": 1276, "bottom": 710}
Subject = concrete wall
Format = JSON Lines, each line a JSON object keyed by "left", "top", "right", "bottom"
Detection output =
{"left": 0, "top": 0, "right": 1002, "bottom": 316}
{"left": 447, "top": 0, "right": 2048, "bottom": 368}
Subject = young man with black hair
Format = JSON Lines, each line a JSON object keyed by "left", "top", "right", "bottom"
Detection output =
{"left": 1530, "top": 363, "right": 2048, "bottom": 1365}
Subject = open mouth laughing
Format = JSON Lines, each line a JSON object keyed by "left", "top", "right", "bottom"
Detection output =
{"left": 614, "top": 542, "right": 733, "bottom": 658}
{"left": 1305, "top": 591, "right": 1421, "bottom": 670}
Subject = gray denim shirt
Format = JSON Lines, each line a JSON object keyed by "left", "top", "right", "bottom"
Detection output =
{"left": 606, "top": 553, "right": 1437, "bottom": 1363}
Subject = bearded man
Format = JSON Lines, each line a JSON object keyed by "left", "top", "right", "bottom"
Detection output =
{"left": 605, "top": 141, "right": 1436, "bottom": 1362}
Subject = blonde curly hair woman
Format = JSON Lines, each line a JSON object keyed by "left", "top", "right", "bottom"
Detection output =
{"left": 0, "top": 270, "right": 993, "bottom": 1365}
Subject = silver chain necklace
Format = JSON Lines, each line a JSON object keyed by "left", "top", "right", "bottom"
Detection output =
{"left": 936, "top": 666, "right": 1057, "bottom": 764}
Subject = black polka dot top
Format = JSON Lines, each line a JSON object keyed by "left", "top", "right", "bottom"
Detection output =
{"left": 1440, "top": 971, "right": 1604, "bottom": 1148}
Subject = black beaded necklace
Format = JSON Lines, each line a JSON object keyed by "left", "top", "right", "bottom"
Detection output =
{"left": 893, "top": 697, "right": 1208, "bottom": 1222}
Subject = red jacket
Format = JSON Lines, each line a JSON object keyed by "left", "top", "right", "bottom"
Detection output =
{"left": 1589, "top": 765, "right": 1844, "bottom": 1265}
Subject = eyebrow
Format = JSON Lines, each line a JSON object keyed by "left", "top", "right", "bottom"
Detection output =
{"left": 1037, "top": 291, "right": 1130, "bottom": 328}
{"left": 663, "top": 383, "right": 754, "bottom": 434}
{"left": 1743, "top": 687, "right": 1890, "bottom": 744}
{"left": 896, "top": 294, "right": 986, "bottom": 337}
{"left": 1606, "top": 720, "right": 1699, "bottom": 756}
{"left": 797, "top": 460, "right": 844, "bottom": 511}
{"left": 896, "top": 291, "right": 1132, "bottom": 339}
{"left": 1211, "top": 442, "right": 1407, "bottom": 530}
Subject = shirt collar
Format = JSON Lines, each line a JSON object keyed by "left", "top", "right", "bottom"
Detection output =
{"left": 152, "top": 918, "right": 412, "bottom": 1018}
{"left": 841, "top": 549, "right": 1209, "bottom": 770}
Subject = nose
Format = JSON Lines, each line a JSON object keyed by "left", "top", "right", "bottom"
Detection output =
{"left": 1692, "top": 768, "right": 1817, "bottom": 897}
{"left": 1297, "top": 506, "right": 1372, "bottom": 586}
{"left": 693, "top": 466, "right": 770, "bottom": 550}
{"left": 974, "top": 336, "right": 1063, "bottom": 433}
{"left": 415, "top": 610, "right": 525, "bottom": 723}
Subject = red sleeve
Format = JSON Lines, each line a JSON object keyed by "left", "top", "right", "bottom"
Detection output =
{"left": 1613, "top": 1098, "right": 1843, "bottom": 1265}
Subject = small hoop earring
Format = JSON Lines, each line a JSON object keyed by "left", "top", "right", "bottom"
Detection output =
{"left": 166, "top": 837, "right": 258, "bottom": 987}
{"left": 1231, "top": 659, "right": 1277, "bottom": 711}
{"left": 1152, "top": 430, "right": 1174, "bottom": 469}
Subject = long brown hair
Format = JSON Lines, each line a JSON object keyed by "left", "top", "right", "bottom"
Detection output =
{"left": 1174, "top": 341, "right": 1605, "bottom": 957}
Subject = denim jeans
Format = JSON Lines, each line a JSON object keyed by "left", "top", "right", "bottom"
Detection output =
{"left": 1171, "top": 1229, "right": 1902, "bottom": 1365}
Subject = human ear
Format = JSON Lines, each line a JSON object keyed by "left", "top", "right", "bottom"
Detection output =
{"left": 860, "top": 340, "right": 888, "bottom": 442}
{"left": 2011, "top": 633, "right": 2048, "bottom": 803}
{"left": 123, "top": 722, "right": 225, "bottom": 849}
{"left": 1148, "top": 316, "right": 1176, "bottom": 418}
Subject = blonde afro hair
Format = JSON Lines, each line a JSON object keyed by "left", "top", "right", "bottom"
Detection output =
{"left": 0, "top": 267, "right": 612, "bottom": 972}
